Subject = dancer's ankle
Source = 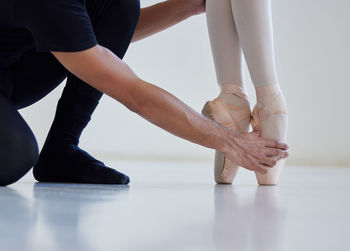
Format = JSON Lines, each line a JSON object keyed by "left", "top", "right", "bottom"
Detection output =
{"left": 219, "top": 84, "right": 250, "bottom": 107}
{"left": 255, "top": 84, "right": 287, "bottom": 113}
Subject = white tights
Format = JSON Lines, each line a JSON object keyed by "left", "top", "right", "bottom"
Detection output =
{"left": 206, "top": 0, "right": 288, "bottom": 184}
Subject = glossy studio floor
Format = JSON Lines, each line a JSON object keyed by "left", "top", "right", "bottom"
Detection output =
{"left": 1, "top": 160, "right": 349, "bottom": 251}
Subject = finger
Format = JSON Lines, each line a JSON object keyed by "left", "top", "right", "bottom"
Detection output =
{"left": 277, "top": 142, "right": 289, "bottom": 150}
{"left": 264, "top": 139, "right": 289, "bottom": 150}
{"left": 265, "top": 148, "right": 289, "bottom": 159}
{"left": 241, "top": 158, "right": 255, "bottom": 172}
{"left": 241, "top": 156, "right": 260, "bottom": 172}
{"left": 250, "top": 151, "right": 277, "bottom": 167}
{"left": 256, "top": 167, "right": 268, "bottom": 174}
{"left": 246, "top": 154, "right": 270, "bottom": 172}
{"left": 260, "top": 157, "right": 277, "bottom": 167}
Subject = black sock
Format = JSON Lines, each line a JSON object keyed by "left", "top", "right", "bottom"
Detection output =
{"left": 33, "top": 79, "right": 129, "bottom": 184}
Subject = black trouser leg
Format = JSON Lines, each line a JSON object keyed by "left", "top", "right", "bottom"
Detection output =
{"left": 10, "top": 50, "right": 67, "bottom": 110}
{"left": 0, "top": 95, "right": 38, "bottom": 186}
{"left": 45, "top": 0, "right": 141, "bottom": 146}
{"left": 0, "top": 50, "right": 67, "bottom": 186}
{"left": 33, "top": 0, "right": 140, "bottom": 184}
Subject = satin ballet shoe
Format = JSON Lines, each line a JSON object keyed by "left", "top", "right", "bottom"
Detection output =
{"left": 202, "top": 85, "right": 251, "bottom": 184}
{"left": 251, "top": 85, "right": 288, "bottom": 185}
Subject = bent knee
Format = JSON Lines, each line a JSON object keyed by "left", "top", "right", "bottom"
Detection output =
{"left": 0, "top": 131, "right": 38, "bottom": 186}
{"left": 0, "top": 162, "right": 33, "bottom": 186}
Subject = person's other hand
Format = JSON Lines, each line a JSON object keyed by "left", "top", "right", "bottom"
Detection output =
{"left": 222, "top": 130, "right": 289, "bottom": 174}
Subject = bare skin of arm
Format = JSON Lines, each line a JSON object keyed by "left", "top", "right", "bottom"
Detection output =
{"left": 51, "top": 45, "right": 288, "bottom": 174}
{"left": 132, "top": 0, "right": 205, "bottom": 42}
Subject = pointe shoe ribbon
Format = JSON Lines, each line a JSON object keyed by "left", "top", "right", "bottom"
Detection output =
{"left": 202, "top": 85, "right": 251, "bottom": 130}
{"left": 222, "top": 84, "right": 249, "bottom": 100}
{"left": 251, "top": 85, "right": 288, "bottom": 131}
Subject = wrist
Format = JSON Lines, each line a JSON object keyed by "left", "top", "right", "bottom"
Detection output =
{"left": 210, "top": 125, "right": 231, "bottom": 153}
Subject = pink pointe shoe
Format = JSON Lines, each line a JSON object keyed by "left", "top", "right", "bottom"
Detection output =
{"left": 202, "top": 85, "right": 251, "bottom": 184}
{"left": 251, "top": 85, "right": 288, "bottom": 185}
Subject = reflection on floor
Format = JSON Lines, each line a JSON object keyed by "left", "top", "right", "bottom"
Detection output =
{"left": 1, "top": 160, "right": 349, "bottom": 251}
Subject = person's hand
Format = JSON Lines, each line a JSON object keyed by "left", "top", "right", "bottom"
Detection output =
{"left": 221, "top": 130, "right": 289, "bottom": 174}
{"left": 169, "top": 0, "right": 206, "bottom": 16}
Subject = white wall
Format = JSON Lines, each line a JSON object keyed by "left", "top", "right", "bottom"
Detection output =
{"left": 20, "top": 0, "right": 350, "bottom": 165}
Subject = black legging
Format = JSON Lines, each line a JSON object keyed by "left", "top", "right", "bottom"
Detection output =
{"left": 0, "top": 0, "right": 140, "bottom": 186}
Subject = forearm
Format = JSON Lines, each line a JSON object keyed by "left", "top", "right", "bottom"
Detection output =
{"left": 132, "top": 80, "right": 228, "bottom": 150}
{"left": 52, "top": 45, "right": 228, "bottom": 151}
{"left": 132, "top": 0, "right": 193, "bottom": 42}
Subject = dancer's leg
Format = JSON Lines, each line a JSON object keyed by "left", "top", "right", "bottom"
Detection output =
{"left": 33, "top": 0, "right": 140, "bottom": 184}
{"left": 231, "top": 0, "right": 288, "bottom": 185}
{"left": 203, "top": 0, "right": 251, "bottom": 184}
{"left": 206, "top": 0, "right": 244, "bottom": 90}
{"left": 0, "top": 94, "right": 38, "bottom": 186}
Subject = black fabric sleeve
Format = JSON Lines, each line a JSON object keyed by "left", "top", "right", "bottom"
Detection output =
{"left": 14, "top": 0, "right": 98, "bottom": 52}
